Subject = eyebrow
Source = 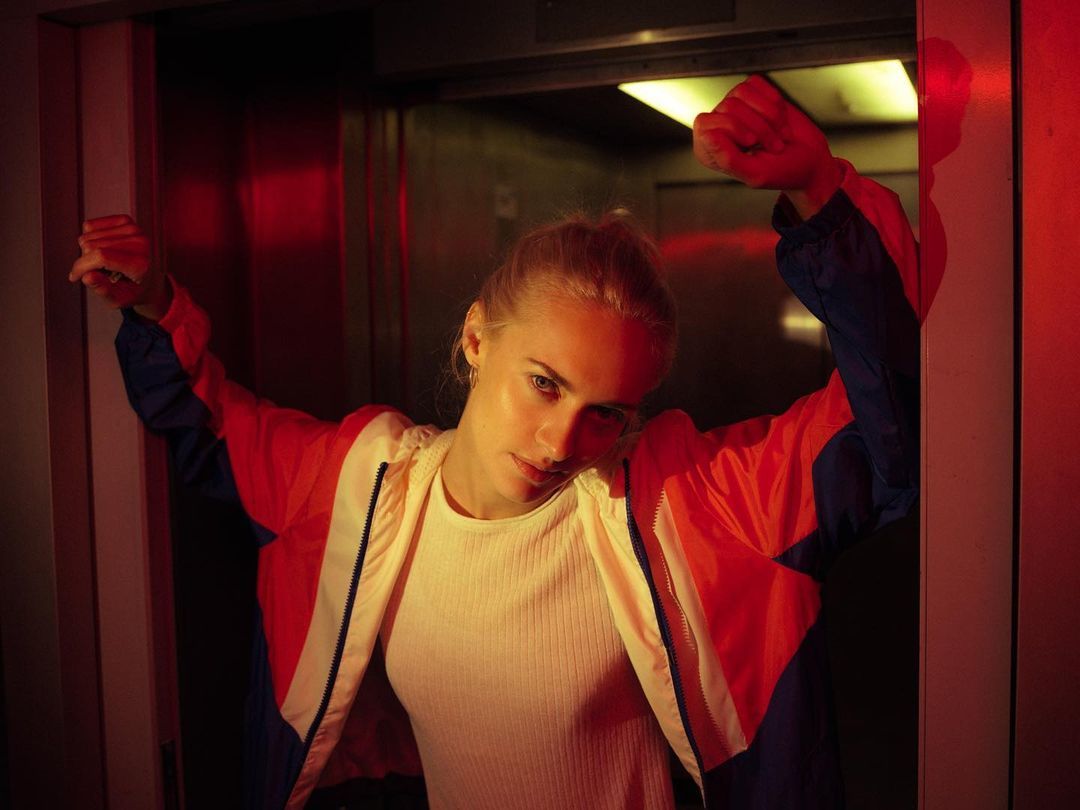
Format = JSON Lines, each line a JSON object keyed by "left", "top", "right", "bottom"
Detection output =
{"left": 526, "top": 358, "right": 639, "bottom": 412}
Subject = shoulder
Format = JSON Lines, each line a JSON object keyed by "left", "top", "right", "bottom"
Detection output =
{"left": 626, "top": 407, "right": 779, "bottom": 520}
{"left": 573, "top": 409, "right": 704, "bottom": 506}
{"left": 337, "top": 406, "right": 452, "bottom": 492}
{"left": 342, "top": 405, "right": 447, "bottom": 463}
{"left": 633, "top": 408, "right": 717, "bottom": 471}
{"left": 574, "top": 407, "right": 753, "bottom": 512}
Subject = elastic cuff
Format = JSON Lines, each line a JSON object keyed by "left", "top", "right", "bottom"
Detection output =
{"left": 771, "top": 159, "right": 856, "bottom": 245}
{"left": 156, "top": 276, "right": 191, "bottom": 334}
{"left": 120, "top": 275, "right": 181, "bottom": 332}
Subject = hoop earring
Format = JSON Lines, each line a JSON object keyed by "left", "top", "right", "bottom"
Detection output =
{"left": 469, "top": 365, "right": 478, "bottom": 389}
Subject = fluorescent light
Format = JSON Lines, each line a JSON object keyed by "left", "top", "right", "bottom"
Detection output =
{"left": 768, "top": 60, "right": 917, "bottom": 126}
{"left": 617, "top": 60, "right": 916, "bottom": 129}
{"left": 618, "top": 75, "right": 748, "bottom": 128}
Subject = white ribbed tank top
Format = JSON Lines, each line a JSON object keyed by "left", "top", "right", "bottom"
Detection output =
{"left": 380, "top": 469, "right": 674, "bottom": 809}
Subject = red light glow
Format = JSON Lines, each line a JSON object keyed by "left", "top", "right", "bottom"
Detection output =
{"left": 659, "top": 226, "right": 778, "bottom": 264}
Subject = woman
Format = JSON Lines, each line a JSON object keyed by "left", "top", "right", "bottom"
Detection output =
{"left": 70, "top": 76, "right": 919, "bottom": 809}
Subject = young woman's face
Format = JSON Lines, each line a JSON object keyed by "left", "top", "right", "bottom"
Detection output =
{"left": 445, "top": 295, "right": 660, "bottom": 520}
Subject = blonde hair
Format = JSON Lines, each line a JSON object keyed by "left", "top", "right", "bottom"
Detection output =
{"left": 453, "top": 208, "right": 677, "bottom": 394}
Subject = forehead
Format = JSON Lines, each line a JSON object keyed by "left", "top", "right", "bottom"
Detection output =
{"left": 495, "top": 296, "right": 660, "bottom": 404}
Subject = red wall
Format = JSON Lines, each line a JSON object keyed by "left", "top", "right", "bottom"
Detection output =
{"left": 159, "top": 23, "right": 347, "bottom": 420}
{"left": 1014, "top": 0, "right": 1080, "bottom": 805}
{"left": 157, "top": 20, "right": 352, "bottom": 806}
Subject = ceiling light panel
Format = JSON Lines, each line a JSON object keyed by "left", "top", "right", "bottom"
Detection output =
{"left": 767, "top": 60, "right": 917, "bottom": 126}
{"left": 618, "top": 75, "right": 748, "bottom": 128}
{"left": 618, "top": 60, "right": 916, "bottom": 130}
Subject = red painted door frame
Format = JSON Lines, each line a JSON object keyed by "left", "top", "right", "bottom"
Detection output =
{"left": 916, "top": 0, "right": 1015, "bottom": 807}
{"left": 1012, "top": 0, "right": 1080, "bottom": 806}
{"left": 14, "top": 1, "right": 1080, "bottom": 807}
{"left": 78, "top": 19, "right": 182, "bottom": 810}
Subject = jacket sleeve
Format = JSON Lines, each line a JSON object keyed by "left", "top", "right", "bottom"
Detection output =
{"left": 642, "top": 160, "right": 919, "bottom": 579}
{"left": 773, "top": 159, "right": 919, "bottom": 575}
{"left": 115, "top": 280, "right": 390, "bottom": 543}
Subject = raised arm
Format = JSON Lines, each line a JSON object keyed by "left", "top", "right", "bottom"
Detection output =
{"left": 639, "top": 77, "right": 919, "bottom": 577}
{"left": 69, "top": 216, "right": 396, "bottom": 542}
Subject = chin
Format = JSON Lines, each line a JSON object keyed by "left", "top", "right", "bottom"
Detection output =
{"left": 496, "top": 476, "right": 561, "bottom": 514}
{"left": 504, "top": 483, "right": 553, "bottom": 507}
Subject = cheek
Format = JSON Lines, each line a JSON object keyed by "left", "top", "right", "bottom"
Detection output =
{"left": 495, "top": 379, "right": 529, "bottom": 426}
{"left": 479, "top": 376, "right": 539, "bottom": 440}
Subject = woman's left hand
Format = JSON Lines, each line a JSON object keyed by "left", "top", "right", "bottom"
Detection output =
{"left": 693, "top": 74, "right": 842, "bottom": 219}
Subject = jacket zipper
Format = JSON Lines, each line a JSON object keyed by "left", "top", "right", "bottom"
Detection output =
{"left": 622, "top": 459, "right": 708, "bottom": 809}
{"left": 298, "top": 461, "right": 389, "bottom": 768}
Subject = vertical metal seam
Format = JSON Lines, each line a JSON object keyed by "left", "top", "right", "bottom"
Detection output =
{"left": 364, "top": 94, "right": 378, "bottom": 401}
{"left": 381, "top": 109, "right": 393, "bottom": 390}
{"left": 336, "top": 71, "right": 348, "bottom": 409}
{"left": 71, "top": 22, "right": 110, "bottom": 807}
{"left": 243, "top": 81, "right": 261, "bottom": 394}
{"left": 1007, "top": 0, "right": 1023, "bottom": 806}
{"left": 914, "top": 4, "right": 929, "bottom": 806}
{"left": 396, "top": 104, "right": 411, "bottom": 414}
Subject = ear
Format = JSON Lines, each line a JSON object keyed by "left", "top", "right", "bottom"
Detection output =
{"left": 461, "top": 301, "right": 486, "bottom": 369}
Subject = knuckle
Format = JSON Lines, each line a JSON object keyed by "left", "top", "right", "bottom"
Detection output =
{"left": 703, "top": 131, "right": 728, "bottom": 154}
{"left": 74, "top": 252, "right": 94, "bottom": 272}
{"left": 697, "top": 109, "right": 721, "bottom": 129}
{"left": 745, "top": 172, "right": 767, "bottom": 189}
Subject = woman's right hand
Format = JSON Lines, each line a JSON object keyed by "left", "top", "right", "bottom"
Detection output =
{"left": 693, "top": 75, "right": 841, "bottom": 220}
{"left": 69, "top": 214, "right": 172, "bottom": 321}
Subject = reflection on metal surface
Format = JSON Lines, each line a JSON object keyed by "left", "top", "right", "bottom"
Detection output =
{"left": 659, "top": 226, "right": 777, "bottom": 263}
{"left": 780, "top": 295, "right": 826, "bottom": 348}
{"left": 654, "top": 182, "right": 834, "bottom": 427}
{"left": 620, "top": 60, "right": 916, "bottom": 128}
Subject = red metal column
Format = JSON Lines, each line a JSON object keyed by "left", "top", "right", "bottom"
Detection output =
{"left": 79, "top": 19, "right": 180, "bottom": 810}
{"left": 0, "top": 16, "right": 107, "bottom": 809}
{"left": 1013, "top": 1, "right": 1080, "bottom": 806}
{"left": 917, "top": 0, "right": 1015, "bottom": 807}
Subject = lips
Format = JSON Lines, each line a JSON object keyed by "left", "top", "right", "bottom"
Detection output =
{"left": 511, "top": 454, "right": 561, "bottom": 485}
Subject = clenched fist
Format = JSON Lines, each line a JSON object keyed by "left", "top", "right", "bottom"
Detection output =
{"left": 69, "top": 214, "right": 172, "bottom": 321}
{"left": 693, "top": 75, "right": 842, "bottom": 219}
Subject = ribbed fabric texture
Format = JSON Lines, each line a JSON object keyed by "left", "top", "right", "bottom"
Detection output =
{"left": 380, "top": 470, "right": 674, "bottom": 810}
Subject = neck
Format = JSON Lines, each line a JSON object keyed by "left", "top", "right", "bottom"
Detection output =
{"left": 442, "top": 401, "right": 511, "bottom": 519}
{"left": 439, "top": 447, "right": 481, "bottom": 518}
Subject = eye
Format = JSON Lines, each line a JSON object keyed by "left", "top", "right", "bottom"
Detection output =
{"left": 530, "top": 374, "right": 558, "bottom": 396}
{"left": 591, "top": 406, "right": 627, "bottom": 425}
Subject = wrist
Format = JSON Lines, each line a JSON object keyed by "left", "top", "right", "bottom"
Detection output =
{"left": 785, "top": 156, "right": 842, "bottom": 221}
{"left": 133, "top": 274, "right": 173, "bottom": 322}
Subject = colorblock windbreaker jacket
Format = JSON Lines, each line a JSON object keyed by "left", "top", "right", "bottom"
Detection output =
{"left": 116, "top": 159, "right": 920, "bottom": 810}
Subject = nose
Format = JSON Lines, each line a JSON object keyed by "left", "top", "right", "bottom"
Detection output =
{"left": 536, "top": 410, "right": 578, "bottom": 464}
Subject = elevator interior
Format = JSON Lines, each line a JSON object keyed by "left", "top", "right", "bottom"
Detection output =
{"left": 150, "top": 2, "right": 919, "bottom": 807}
